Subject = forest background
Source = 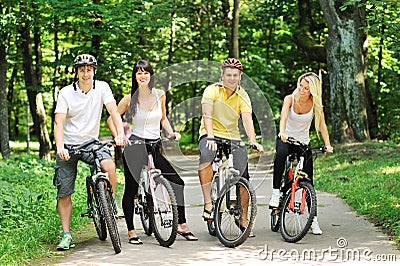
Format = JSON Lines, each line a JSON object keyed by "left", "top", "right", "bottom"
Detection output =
{"left": 0, "top": 0, "right": 399, "bottom": 160}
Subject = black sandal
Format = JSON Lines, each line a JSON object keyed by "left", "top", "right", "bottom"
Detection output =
{"left": 128, "top": 236, "right": 143, "bottom": 245}
{"left": 202, "top": 208, "right": 214, "bottom": 221}
{"left": 178, "top": 231, "right": 199, "bottom": 241}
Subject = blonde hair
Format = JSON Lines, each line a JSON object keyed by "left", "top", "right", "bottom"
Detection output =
{"left": 292, "top": 72, "right": 323, "bottom": 137}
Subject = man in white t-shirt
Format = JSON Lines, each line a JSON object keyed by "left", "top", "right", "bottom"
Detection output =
{"left": 53, "top": 54, "right": 124, "bottom": 250}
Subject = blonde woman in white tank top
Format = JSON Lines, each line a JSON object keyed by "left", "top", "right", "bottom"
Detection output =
{"left": 108, "top": 60, "right": 198, "bottom": 243}
{"left": 269, "top": 72, "right": 333, "bottom": 235}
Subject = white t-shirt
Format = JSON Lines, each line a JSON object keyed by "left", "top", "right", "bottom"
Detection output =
{"left": 55, "top": 80, "right": 116, "bottom": 144}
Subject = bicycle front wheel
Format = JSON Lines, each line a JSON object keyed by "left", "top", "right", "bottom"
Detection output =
{"left": 90, "top": 182, "right": 107, "bottom": 241}
{"left": 97, "top": 180, "right": 122, "bottom": 254}
{"left": 149, "top": 175, "right": 178, "bottom": 247}
{"left": 214, "top": 176, "right": 257, "bottom": 248}
{"left": 137, "top": 180, "right": 153, "bottom": 236}
{"left": 280, "top": 180, "right": 316, "bottom": 243}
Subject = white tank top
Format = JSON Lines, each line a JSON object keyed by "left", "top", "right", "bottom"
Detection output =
{"left": 286, "top": 95, "right": 314, "bottom": 144}
{"left": 130, "top": 89, "right": 162, "bottom": 139}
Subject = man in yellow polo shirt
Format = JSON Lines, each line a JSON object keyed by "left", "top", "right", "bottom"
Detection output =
{"left": 198, "top": 58, "right": 263, "bottom": 223}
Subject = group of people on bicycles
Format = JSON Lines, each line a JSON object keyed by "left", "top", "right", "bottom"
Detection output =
{"left": 53, "top": 54, "right": 332, "bottom": 251}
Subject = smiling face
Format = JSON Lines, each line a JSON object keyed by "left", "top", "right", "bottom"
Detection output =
{"left": 135, "top": 68, "right": 151, "bottom": 88}
{"left": 77, "top": 65, "right": 95, "bottom": 87}
{"left": 298, "top": 78, "right": 311, "bottom": 98}
{"left": 221, "top": 67, "right": 242, "bottom": 90}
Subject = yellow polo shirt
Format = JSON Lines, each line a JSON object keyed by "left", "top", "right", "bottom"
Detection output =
{"left": 199, "top": 84, "right": 252, "bottom": 140}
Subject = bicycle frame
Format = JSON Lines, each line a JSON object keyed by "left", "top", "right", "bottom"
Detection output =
{"left": 131, "top": 139, "right": 172, "bottom": 214}
{"left": 285, "top": 138, "right": 326, "bottom": 214}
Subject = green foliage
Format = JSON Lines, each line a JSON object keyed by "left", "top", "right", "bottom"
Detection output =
{"left": 2, "top": 0, "right": 400, "bottom": 145}
{"left": 314, "top": 140, "right": 400, "bottom": 244}
{"left": 0, "top": 154, "right": 89, "bottom": 264}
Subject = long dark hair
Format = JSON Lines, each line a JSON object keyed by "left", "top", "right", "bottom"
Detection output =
{"left": 125, "top": 60, "right": 155, "bottom": 123}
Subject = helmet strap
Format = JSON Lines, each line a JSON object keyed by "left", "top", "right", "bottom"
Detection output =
{"left": 73, "top": 72, "right": 78, "bottom": 91}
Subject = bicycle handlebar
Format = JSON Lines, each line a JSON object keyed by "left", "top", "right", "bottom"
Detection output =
{"left": 286, "top": 137, "right": 327, "bottom": 153}
{"left": 206, "top": 137, "right": 259, "bottom": 150}
{"left": 68, "top": 140, "right": 115, "bottom": 155}
{"left": 128, "top": 137, "right": 177, "bottom": 146}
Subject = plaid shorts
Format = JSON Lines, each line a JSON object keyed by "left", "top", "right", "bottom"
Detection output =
{"left": 53, "top": 139, "right": 112, "bottom": 198}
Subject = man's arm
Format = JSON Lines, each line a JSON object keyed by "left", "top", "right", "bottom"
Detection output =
{"left": 241, "top": 112, "right": 263, "bottom": 152}
{"left": 54, "top": 113, "right": 70, "bottom": 160}
{"left": 107, "top": 95, "right": 129, "bottom": 138}
{"left": 105, "top": 102, "right": 124, "bottom": 146}
{"left": 202, "top": 102, "right": 217, "bottom": 151}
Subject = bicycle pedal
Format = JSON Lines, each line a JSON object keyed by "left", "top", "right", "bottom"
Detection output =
{"left": 81, "top": 212, "right": 91, "bottom": 217}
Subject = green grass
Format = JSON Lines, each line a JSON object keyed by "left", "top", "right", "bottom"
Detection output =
{"left": 314, "top": 140, "right": 400, "bottom": 245}
{"left": 0, "top": 150, "right": 124, "bottom": 265}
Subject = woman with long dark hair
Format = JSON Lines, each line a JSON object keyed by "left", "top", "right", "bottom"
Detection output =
{"left": 108, "top": 60, "right": 197, "bottom": 244}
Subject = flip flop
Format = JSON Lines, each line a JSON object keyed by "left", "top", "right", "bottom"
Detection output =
{"left": 202, "top": 208, "right": 214, "bottom": 221}
{"left": 235, "top": 219, "right": 256, "bottom": 238}
{"left": 128, "top": 236, "right": 143, "bottom": 245}
{"left": 178, "top": 231, "right": 198, "bottom": 241}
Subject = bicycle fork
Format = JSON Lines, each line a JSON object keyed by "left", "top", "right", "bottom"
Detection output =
{"left": 289, "top": 174, "right": 307, "bottom": 214}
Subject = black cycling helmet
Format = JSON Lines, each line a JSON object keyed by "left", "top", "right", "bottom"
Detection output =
{"left": 221, "top": 58, "right": 243, "bottom": 71}
{"left": 73, "top": 54, "right": 97, "bottom": 70}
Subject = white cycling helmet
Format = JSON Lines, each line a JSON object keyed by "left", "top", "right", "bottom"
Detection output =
{"left": 73, "top": 54, "right": 97, "bottom": 70}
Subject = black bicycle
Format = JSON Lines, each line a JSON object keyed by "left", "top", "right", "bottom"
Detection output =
{"left": 69, "top": 141, "right": 122, "bottom": 254}
{"left": 270, "top": 137, "right": 327, "bottom": 243}
{"left": 206, "top": 137, "right": 258, "bottom": 248}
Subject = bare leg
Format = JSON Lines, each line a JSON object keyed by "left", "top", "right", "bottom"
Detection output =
{"left": 100, "top": 158, "right": 117, "bottom": 195}
{"left": 58, "top": 196, "right": 72, "bottom": 233}
{"left": 198, "top": 162, "right": 213, "bottom": 213}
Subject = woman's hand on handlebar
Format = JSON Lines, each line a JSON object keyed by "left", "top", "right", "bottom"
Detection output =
{"left": 325, "top": 145, "right": 333, "bottom": 153}
{"left": 168, "top": 132, "right": 181, "bottom": 141}
{"left": 278, "top": 132, "right": 288, "bottom": 142}
{"left": 251, "top": 142, "right": 264, "bottom": 152}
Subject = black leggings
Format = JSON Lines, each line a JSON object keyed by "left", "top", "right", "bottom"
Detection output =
{"left": 122, "top": 140, "right": 186, "bottom": 231}
{"left": 273, "top": 138, "right": 313, "bottom": 189}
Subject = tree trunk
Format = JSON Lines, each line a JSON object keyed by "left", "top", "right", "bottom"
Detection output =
{"left": 293, "top": 0, "right": 326, "bottom": 62}
{"left": 230, "top": 0, "right": 240, "bottom": 58}
{"left": 92, "top": 0, "right": 102, "bottom": 59}
{"left": 0, "top": 34, "right": 10, "bottom": 160}
{"left": 319, "top": 0, "right": 369, "bottom": 142}
{"left": 33, "top": 12, "right": 51, "bottom": 160}
{"left": 19, "top": 20, "right": 51, "bottom": 160}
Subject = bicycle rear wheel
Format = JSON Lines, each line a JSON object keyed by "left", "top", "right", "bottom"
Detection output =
{"left": 214, "top": 176, "right": 257, "bottom": 248}
{"left": 150, "top": 174, "right": 178, "bottom": 247}
{"left": 89, "top": 181, "right": 107, "bottom": 241}
{"left": 97, "top": 180, "right": 122, "bottom": 254}
{"left": 137, "top": 180, "right": 153, "bottom": 236}
{"left": 280, "top": 180, "right": 316, "bottom": 243}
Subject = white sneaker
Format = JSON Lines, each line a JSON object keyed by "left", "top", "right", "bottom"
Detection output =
{"left": 311, "top": 217, "right": 322, "bottom": 235}
{"left": 269, "top": 193, "right": 280, "bottom": 208}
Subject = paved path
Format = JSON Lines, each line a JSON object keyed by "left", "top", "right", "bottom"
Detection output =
{"left": 55, "top": 153, "right": 399, "bottom": 265}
